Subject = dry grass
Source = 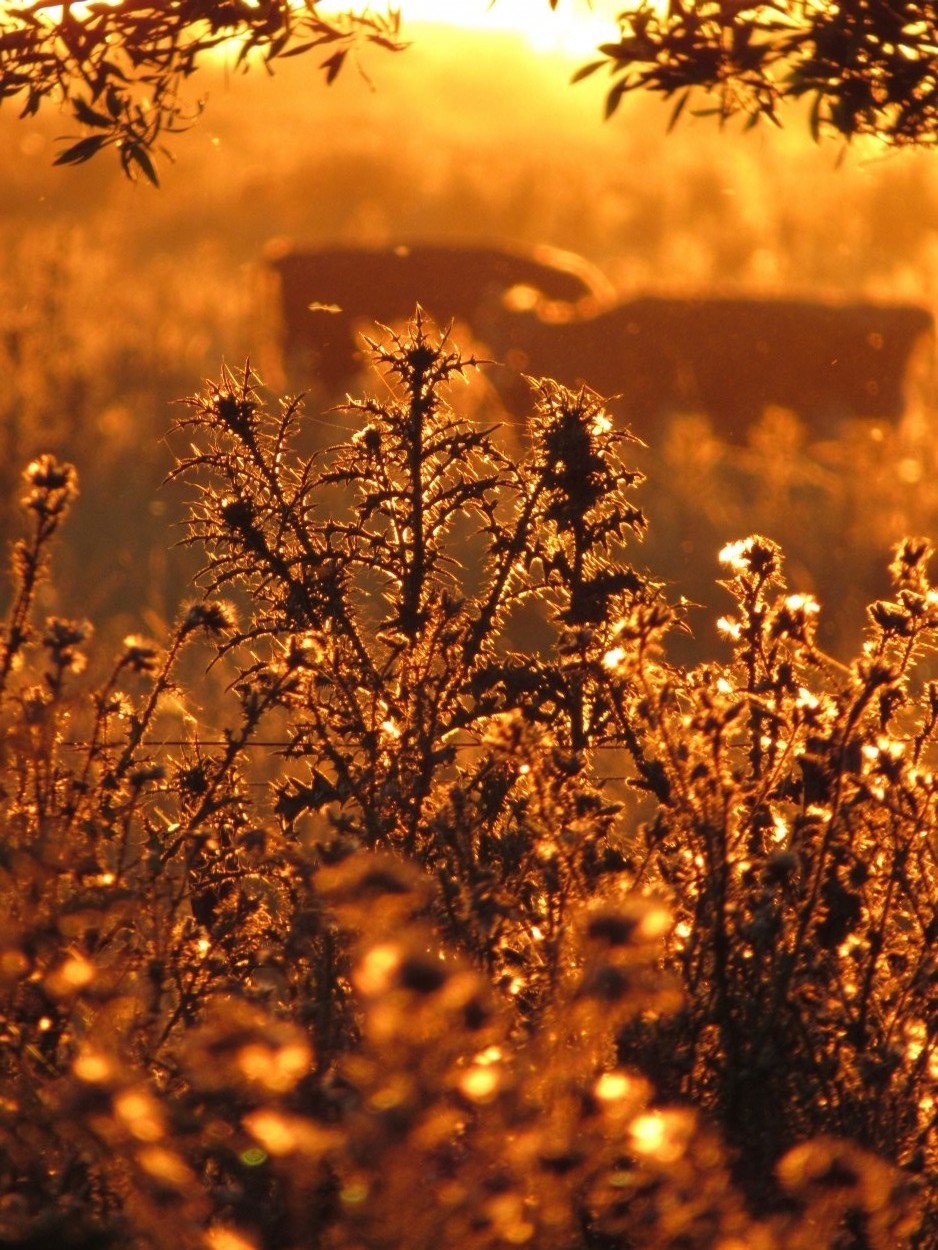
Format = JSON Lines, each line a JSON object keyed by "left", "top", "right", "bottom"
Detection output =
{"left": 1, "top": 22, "right": 936, "bottom": 648}
{"left": 0, "top": 325, "right": 935, "bottom": 1249}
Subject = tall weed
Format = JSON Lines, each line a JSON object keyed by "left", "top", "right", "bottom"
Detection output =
{"left": 0, "top": 322, "right": 934, "bottom": 1250}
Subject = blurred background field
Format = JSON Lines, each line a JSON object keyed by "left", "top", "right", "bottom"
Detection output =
{"left": 3, "top": 17, "right": 938, "bottom": 660}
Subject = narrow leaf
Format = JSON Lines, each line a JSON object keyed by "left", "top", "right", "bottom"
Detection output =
{"left": 571, "top": 59, "right": 606, "bottom": 84}
{"left": 667, "top": 87, "right": 691, "bottom": 131}
{"left": 280, "top": 40, "right": 319, "bottom": 59}
{"left": 128, "top": 144, "right": 159, "bottom": 186}
{"left": 54, "top": 134, "right": 108, "bottom": 165}
{"left": 73, "top": 96, "right": 112, "bottom": 128}
{"left": 320, "top": 50, "right": 346, "bottom": 84}
{"left": 605, "top": 77, "right": 631, "bottom": 120}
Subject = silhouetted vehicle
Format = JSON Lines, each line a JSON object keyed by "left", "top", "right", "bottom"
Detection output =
{"left": 264, "top": 240, "right": 615, "bottom": 388}
{"left": 488, "top": 296, "right": 936, "bottom": 441}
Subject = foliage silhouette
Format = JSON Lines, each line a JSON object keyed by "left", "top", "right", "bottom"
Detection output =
{"left": 0, "top": 1, "right": 403, "bottom": 182}
{"left": 0, "top": 321, "right": 935, "bottom": 1249}
{"left": 586, "top": 1, "right": 938, "bottom": 147}
{"left": 587, "top": 0, "right": 938, "bottom": 146}
{"left": 7, "top": 1, "right": 938, "bottom": 179}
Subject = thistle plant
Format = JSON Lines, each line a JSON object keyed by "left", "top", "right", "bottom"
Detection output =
{"left": 0, "top": 319, "right": 934, "bottom": 1250}
{"left": 615, "top": 533, "right": 938, "bottom": 1232}
{"left": 168, "top": 318, "right": 671, "bottom": 1014}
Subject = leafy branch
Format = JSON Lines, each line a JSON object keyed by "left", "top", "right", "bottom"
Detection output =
{"left": 1, "top": 0, "right": 404, "bottom": 182}
{"left": 581, "top": 1, "right": 938, "bottom": 147}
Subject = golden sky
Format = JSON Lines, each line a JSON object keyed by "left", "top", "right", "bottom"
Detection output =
{"left": 29, "top": 1, "right": 623, "bottom": 60}
{"left": 365, "top": 0, "right": 621, "bottom": 56}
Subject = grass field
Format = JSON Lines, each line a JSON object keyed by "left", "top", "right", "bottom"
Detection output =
{"left": 2, "top": 19, "right": 937, "bottom": 657}
{"left": 3, "top": 21, "right": 938, "bottom": 1249}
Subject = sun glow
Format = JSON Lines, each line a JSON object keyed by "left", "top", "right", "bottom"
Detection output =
{"left": 352, "top": 0, "right": 622, "bottom": 56}
{"left": 37, "top": 0, "right": 625, "bottom": 62}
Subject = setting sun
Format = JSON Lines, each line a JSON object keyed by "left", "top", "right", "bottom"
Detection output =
{"left": 393, "top": 0, "right": 620, "bottom": 54}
